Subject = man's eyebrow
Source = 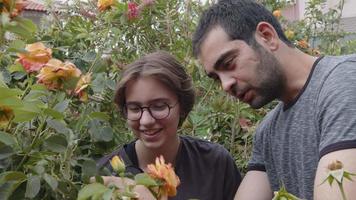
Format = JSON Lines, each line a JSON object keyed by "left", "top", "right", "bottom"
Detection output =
{"left": 213, "top": 49, "right": 239, "bottom": 70}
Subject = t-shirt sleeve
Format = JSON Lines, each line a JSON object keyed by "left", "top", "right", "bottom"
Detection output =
{"left": 247, "top": 125, "right": 267, "bottom": 171}
{"left": 221, "top": 148, "right": 242, "bottom": 200}
{"left": 317, "top": 58, "right": 356, "bottom": 158}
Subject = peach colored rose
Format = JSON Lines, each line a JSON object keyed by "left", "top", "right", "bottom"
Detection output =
{"left": 17, "top": 42, "right": 52, "bottom": 73}
{"left": 273, "top": 9, "right": 282, "bottom": 18}
{"left": 297, "top": 39, "right": 309, "bottom": 49}
{"left": 97, "top": 0, "right": 114, "bottom": 12}
{"left": 1, "top": 0, "right": 25, "bottom": 18}
{"left": 147, "top": 155, "right": 180, "bottom": 197}
{"left": 36, "top": 59, "right": 81, "bottom": 90}
{"left": 74, "top": 73, "right": 91, "bottom": 102}
{"left": 0, "top": 105, "right": 14, "bottom": 128}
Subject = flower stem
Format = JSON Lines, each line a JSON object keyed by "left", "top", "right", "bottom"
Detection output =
{"left": 16, "top": 117, "right": 47, "bottom": 171}
{"left": 338, "top": 182, "right": 347, "bottom": 200}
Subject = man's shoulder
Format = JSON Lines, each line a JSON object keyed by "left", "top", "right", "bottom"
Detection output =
{"left": 317, "top": 54, "right": 356, "bottom": 74}
{"left": 257, "top": 104, "right": 283, "bottom": 129}
{"left": 316, "top": 54, "right": 356, "bottom": 92}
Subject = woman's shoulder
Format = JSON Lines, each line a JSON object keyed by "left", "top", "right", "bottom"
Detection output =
{"left": 179, "top": 135, "right": 230, "bottom": 157}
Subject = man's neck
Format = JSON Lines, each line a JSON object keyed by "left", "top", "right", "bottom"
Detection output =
{"left": 276, "top": 46, "right": 318, "bottom": 104}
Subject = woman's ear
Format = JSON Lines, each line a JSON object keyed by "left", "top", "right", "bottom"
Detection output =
{"left": 254, "top": 22, "right": 279, "bottom": 51}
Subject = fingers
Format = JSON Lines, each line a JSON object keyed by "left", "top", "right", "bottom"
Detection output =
{"left": 101, "top": 176, "right": 135, "bottom": 187}
{"left": 89, "top": 176, "right": 156, "bottom": 200}
{"left": 133, "top": 185, "right": 157, "bottom": 200}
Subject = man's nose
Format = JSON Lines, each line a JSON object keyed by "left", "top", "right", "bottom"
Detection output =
{"left": 220, "top": 75, "right": 236, "bottom": 94}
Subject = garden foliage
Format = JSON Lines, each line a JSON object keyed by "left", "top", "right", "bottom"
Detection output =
{"left": 0, "top": 0, "right": 355, "bottom": 199}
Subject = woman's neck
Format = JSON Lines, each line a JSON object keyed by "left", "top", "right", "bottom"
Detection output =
{"left": 135, "top": 136, "right": 181, "bottom": 172}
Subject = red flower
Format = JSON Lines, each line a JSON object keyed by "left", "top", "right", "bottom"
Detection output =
{"left": 127, "top": 2, "right": 139, "bottom": 20}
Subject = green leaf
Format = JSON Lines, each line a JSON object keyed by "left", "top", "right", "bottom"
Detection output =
{"left": 82, "top": 160, "right": 97, "bottom": 177}
{"left": 12, "top": 102, "right": 40, "bottom": 122}
{"left": 89, "top": 125, "right": 114, "bottom": 142}
{"left": 6, "top": 40, "right": 26, "bottom": 53}
{"left": 0, "top": 171, "right": 27, "bottom": 200}
{"left": 43, "top": 135, "right": 68, "bottom": 153}
{"left": 91, "top": 58, "right": 108, "bottom": 73}
{"left": 25, "top": 175, "right": 41, "bottom": 198}
{"left": 43, "top": 108, "right": 65, "bottom": 119}
{"left": 100, "top": 127, "right": 114, "bottom": 142}
{"left": 8, "top": 63, "right": 25, "bottom": 73}
{"left": 94, "top": 175, "right": 104, "bottom": 184}
{"left": 102, "top": 188, "right": 114, "bottom": 200}
{"left": 24, "top": 90, "right": 47, "bottom": 101}
{"left": 0, "top": 171, "right": 27, "bottom": 185}
{"left": 134, "top": 173, "right": 158, "bottom": 187}
{"left": 5, "top": 17, "right": 37, "bottom": 39}
{"left": 31, "top": 84, "right": 47, "bottom": 91}
{"left": 63, "top": 76, "right": 80, "bottom": 90}
{"left": 43, "top": 173, "right": 58, "bottom": 191}
{"left": 0, "top": 145, "right": 14, "bottom": 159}
{"left": 0, "top": 131, "right": 16, "bottom": 146}
{"left": 88, "top": 112, "right": 110, "bottom": 121}
{"left": 91, "top": 73, "right": 106, "bottom": 93}
{"left": 75, "top": 33, "right": 88, "bottom": 40}
{"left": 327, "top": 175, "right": 334, "bottom": 186}
{"left": 77, "top": 183, "right": 108, "bottom": 200}
{"left": 82, "top": 52, "right": 97, "bottom": 62}
{"left": 0, "top": 87, "right": 21, "bottom": 100}
{"left": 0, "top": 97, "right": 23, "bottom": 108}
{"left": 0, "top": 74, "right": 8, "bottom": 88}
{"left": 53, "top": 99, "right": 70, "bottom": 112}
{"left": 46, "top": 119, "right": 69, "bottom": 134}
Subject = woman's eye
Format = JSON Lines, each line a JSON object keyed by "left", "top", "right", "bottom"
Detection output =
{"left": 150, "top": 104, "right": 167, "bottom": 111}
{"left": 127, "top": 106, "right": 141, "bottom": 113}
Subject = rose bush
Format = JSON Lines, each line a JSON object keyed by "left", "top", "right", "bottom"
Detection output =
{"left": 0, "top": 0, "right": 355, "bottom": 199}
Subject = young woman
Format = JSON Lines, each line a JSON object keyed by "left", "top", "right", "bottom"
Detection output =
{"left": 98, "top": 51, "right": 241, "bottom": 200}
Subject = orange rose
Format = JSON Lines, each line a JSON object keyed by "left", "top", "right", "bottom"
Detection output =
{"left": 273, "top": 9, "right": 282, "bottom": 18}
{"left": 1, "top": 0, "right": 25, "bottom": 18}
{"left": 0, "top": 105, "right": 14, "bottom": 128}
{"left": 147, "top": 155, "right": 180, "bottom": 197}
{"left": 36, "top": 59, "right": 81, "bottom": 90}
{"left": 74, "top": 73, "right": 91, "bottom": 102}
{"left": 97, "top": 0, "right": 114, "bottom": 12}
{"left": 297, "top": 39, "right": 309, "bottom": 49}
{"left": 17, "top": 42, "right": 52, "bottom": 73}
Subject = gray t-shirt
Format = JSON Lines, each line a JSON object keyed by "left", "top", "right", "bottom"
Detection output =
{"left": 99, "top": 135, "right": 241, "bottom": 200}
{"left": 248, "top": 55, "right": 356, "bottom": 200}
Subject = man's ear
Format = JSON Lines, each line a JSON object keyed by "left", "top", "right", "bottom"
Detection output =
{"left": 255, "top": 22, "right": 279, "bottom": 51}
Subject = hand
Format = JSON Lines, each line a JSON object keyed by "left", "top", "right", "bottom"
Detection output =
{"left": 91, "top": 176, "right": 158, "bottom": 200}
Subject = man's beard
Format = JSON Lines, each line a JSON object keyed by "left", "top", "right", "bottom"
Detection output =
{"left": 247, "top": 43, "right": 286, "bottom": 109}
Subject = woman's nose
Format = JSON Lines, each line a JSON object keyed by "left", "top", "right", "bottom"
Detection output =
{"left": 139, "top": 109, "right": 155, "bottom": 125}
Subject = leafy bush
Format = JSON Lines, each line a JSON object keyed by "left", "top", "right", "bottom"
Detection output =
{"left": 1, "top": 0, "right": 355, "bottom": 199}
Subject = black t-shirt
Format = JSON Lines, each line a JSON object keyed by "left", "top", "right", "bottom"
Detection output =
{"left": 98, "top": 136, "right": 242, "bottom": 200}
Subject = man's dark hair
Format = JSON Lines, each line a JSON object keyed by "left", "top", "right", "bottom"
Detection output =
{"left": 192, "top": 0, "right": 293, "bottom": 57}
